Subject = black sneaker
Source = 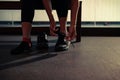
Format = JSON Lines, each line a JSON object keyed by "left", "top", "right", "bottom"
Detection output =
{"left": 55, "top": 32, "right": 70, "bottom": 51}
{"left": 36, "top": 32, "right": 48, "bottom": 50}
{"left": 11, "top": 41, "right": 32, "bottom": 55}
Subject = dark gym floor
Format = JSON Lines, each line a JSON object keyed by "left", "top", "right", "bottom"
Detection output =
{"left": 0, "top": 35, "right": 120, "bottom": 80}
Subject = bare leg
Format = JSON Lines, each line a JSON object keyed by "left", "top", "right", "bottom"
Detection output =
{"left": 42, "top": 0, "right": 56, "bottom": 36}
{"left": 22, "top": 22, "right": 32, "bottom": 39}
{"left": 21, "top": 22, "right": 32, "bottom": 47}
{"left": 59, "top": 17, "right": 68, "bottom": 35}
{"left": 69, "top": 0, "right": 79, "bottom": 40}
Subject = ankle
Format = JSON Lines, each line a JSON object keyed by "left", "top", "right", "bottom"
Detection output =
{"left": 22, "top": 37, "right": 32, "bottom": 47}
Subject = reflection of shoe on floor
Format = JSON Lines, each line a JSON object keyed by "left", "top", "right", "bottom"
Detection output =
{"left": 11, "top": 41, "right": 32, "bottom": 55}
{"left": 36, "top": 32, "right": 48, "bottom": 50}
{"left": 55, "top": 32, "right": 71, "bottom": 51}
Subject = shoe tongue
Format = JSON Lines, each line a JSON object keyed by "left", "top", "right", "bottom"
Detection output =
{"left": 38, "top": 32, "right": 47, "bottom": 39}
{"left": 54, "top": 30, "right": 66, "bottom": 37}
{"left": 58, "top": 32, "right": 66, "bottom": 37}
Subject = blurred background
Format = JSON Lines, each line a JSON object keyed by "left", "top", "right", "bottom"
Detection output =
{"left": 0, "top": 0, "right": 120, "bottom": 28}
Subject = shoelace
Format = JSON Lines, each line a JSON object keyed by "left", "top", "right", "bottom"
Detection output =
{"left": 66, "top": 41, "right": 75, "bottom": 48}
{"left": 55, "top": 29, "right": 75, "bottom": 48}
{"left": 71, "top": 42, "right": 75, "bottom": 48}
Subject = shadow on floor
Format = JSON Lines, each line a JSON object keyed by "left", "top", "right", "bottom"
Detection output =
{"left": 0, "top": 39, "right": 58, "bottom": 70}
{"left": 0, "top": 38, "right": 77, "bottom": 70}
{"left": 0, "top": 53, "right": 57, "bottom": 70}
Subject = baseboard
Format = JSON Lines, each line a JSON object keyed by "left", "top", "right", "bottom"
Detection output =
{"left": 81, "top": 28, "right": 120, "bottom": 36}
{"left": 0, "top": 21, "right": 120, "bottom": 36}
{"left": 0, "top": 27, "right": 120, "bottom": 36}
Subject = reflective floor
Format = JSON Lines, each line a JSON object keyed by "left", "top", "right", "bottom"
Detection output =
{"left": 0, "top": 36, "right": 120, "bottom": 80}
